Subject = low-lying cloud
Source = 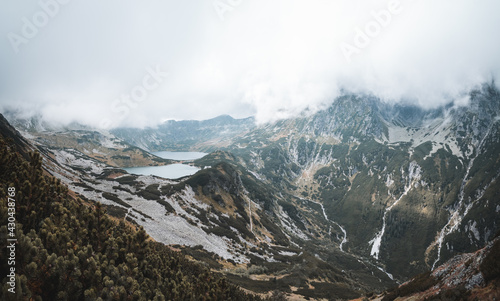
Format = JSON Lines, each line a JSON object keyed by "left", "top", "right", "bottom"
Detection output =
{"left": 1, "top": 0, "right": 499, "bottom": 128}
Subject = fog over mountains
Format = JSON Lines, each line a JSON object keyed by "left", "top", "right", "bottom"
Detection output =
{"left": 4, "top": 82, "right": 500, "bottom": 299}
{"left": 2, "top": 1, "right": 500, "bottom": 128}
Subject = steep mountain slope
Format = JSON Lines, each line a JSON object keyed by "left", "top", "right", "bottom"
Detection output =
{"left": 0, "top": 113, "right": 34, "bottom": 159}
{"left": 221, "top": 82, "right": 500, "bottom": 280}
{"left": 377, "top": 234, "right": 500, "bottom": 301}
{"left": 111, "top": 115, "right": 256, "bottom": 152}
{"left": 0, "top": 115, "right": 261, "bottom": 301}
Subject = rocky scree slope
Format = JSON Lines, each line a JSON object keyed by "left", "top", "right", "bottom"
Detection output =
{"left": 376, "top": 234, "right": 500, "bottom": 301}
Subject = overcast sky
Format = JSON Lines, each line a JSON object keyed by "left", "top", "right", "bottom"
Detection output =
{"left": 1, "top": 0, "right": 499, "bottom": 128}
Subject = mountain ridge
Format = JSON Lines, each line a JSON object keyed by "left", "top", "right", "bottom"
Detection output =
{"left": 218, "top": 82, "right": 500, "bottom": 279}
{"left": 111, "top": 114, "right": 256, "bottom": 152}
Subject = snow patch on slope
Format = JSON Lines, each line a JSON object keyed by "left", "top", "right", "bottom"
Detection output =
{"left": 98, "top": 131, "right": 127, "bottom": 149}
{"left": 369, "top": 161, "right": 421, "bottom": 259}
{"left": 278, "top": 205, "right": 309, "bottom": 241}
{"left": 53, "top": 149, "right": 106, "bottom": 174}
{"left": 384, "top": 117, "right": 462, "bottom": 158}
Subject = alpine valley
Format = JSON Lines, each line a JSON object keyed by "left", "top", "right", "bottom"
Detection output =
{"left": 2, "top": 82, "right": 500, "bottom": 300}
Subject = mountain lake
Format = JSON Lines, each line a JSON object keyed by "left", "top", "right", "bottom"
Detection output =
{"left": 123, "top": 151, "right": 207, "bottom": 179}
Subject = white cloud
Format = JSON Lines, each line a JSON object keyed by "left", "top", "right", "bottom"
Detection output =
{"left": 1, "top": 0, "right": 499, "bottom": 127}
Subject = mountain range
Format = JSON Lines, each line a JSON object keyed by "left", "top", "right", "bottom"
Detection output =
{"left": 3, "top": 82, "right": 499, "bottom": 300}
